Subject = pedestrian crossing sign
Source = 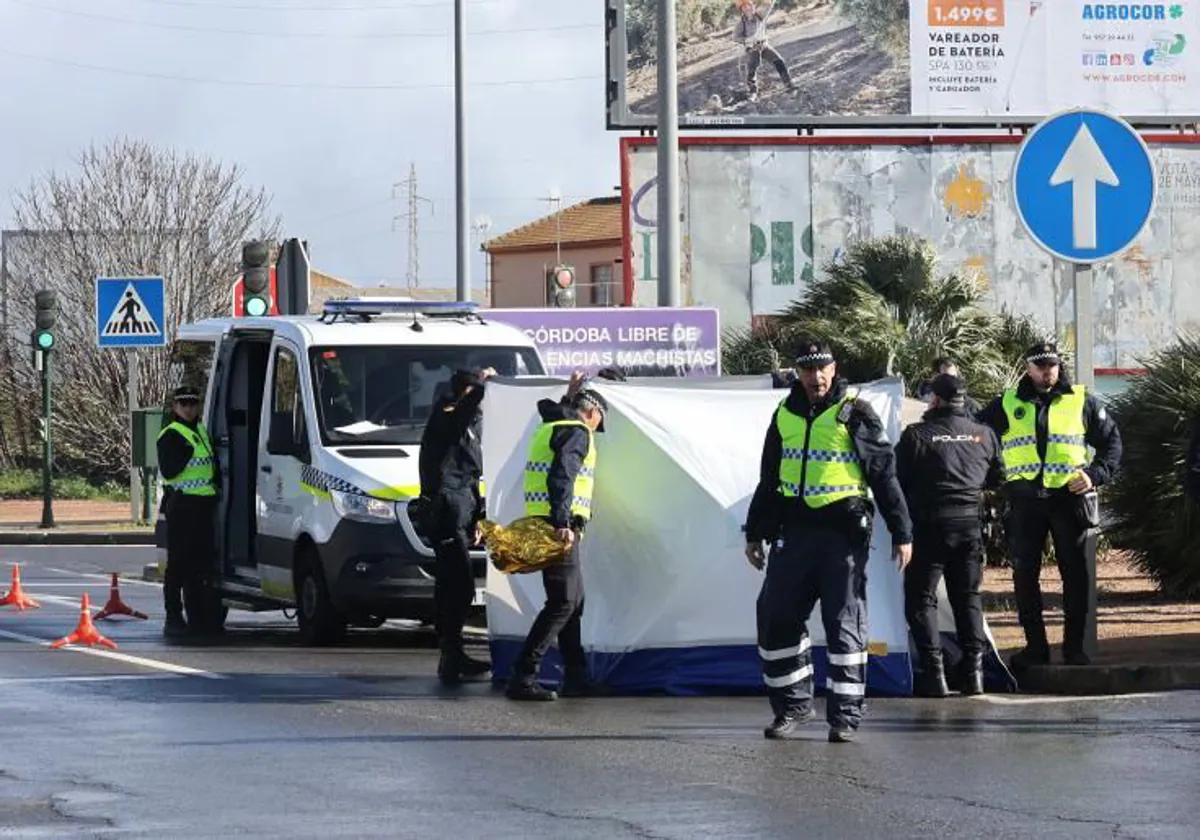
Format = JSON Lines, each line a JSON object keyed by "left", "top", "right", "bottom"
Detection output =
{"left": 95, "top": 276, "right": 167, "bottom": 348}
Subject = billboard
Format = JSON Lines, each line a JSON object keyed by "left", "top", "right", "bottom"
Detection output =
{"left": 483, "top": 308, "right": 721, "bottom": 378}
{"left": 620, "top": 134, "right": 1200, "bottom": 370}
{"left": 605, "top": 1, "right": 1200, "bottom": 128}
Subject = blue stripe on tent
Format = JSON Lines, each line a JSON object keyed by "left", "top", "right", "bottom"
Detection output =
{"left": 489, "top": 636, "right": 1018, "bottom": 696}
{"left": 488, "top": 639, "right": 915, "bottom": 697}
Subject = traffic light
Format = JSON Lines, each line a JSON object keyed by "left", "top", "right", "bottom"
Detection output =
{"left": 549, "top": 264, "right": 576, "bottom": 308}
{"left": 36, "top": 417, "right": 48, "bottom": 442}
{"left": 33, "top": 289, "right": 57, "bottom": 351}
{"left": 241, "top": 240, "right": 272, "bottom": 317}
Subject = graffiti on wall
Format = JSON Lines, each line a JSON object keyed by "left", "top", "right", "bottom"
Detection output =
{"left": 624, "top": 139, "right": 1200, "bottom": 369}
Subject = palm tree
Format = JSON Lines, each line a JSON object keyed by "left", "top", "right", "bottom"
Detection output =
{"left": 722, "top": 235, "right": 1048, "bottom": 403}
{"left": 1105, "top": 335, "right": 1200, "bottom": 598}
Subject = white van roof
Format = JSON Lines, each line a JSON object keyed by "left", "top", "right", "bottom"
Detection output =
{"left": 176, "top": 299, "right": 539, "bottom": 350}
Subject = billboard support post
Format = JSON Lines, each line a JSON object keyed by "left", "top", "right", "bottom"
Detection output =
{"left": 656, "top": 0, "right": 681, "bottom": 308}
{"left": 454, "top": 0, "right": 471, "bottom": 304}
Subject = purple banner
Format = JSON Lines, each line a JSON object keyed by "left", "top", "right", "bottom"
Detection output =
{"left": 483, "top": 308, "right": 721, "bottom": 378}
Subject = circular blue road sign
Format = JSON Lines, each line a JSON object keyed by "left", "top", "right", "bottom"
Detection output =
{"left": 1012, "top": 108, "right": 1157, "bottom": 265}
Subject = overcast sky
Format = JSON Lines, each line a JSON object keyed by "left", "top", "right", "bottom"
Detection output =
{"left": 0, "top": 0, "right": 620, "bottom": 293}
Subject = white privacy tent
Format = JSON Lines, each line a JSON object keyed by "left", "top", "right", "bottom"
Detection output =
{"left": 482, "top": 375, "right": 1015, "bottom": 696}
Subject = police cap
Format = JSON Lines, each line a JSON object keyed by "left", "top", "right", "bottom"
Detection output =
{"left": 793, "top": 337, "right": 836, "bottom": 370}
{"left": 1024, "top": 342, "right": 1061, "bottom": 366}
{"left": 930, "top": 373, "right": 967, "bottom": 406}
{"left": 574, "top": 387, "right": 607, "bottom": 432}
{"left": 172, "top": 385, "right": 201, "bottom": 403}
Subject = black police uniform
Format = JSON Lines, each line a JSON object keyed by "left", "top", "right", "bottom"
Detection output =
{"left": 976, "top": 344, "right": 1122, "bottom": 667}
{"left": 506, "top": 391, "right": 606, "bottom": 702}
{"left": 746, "top": 347, "right": 912, "bottom": 742}
{"left": 895, "top": 374, "right": 1003, "bottom": 696}
{"left": 156, "top": 390, "right": 220, "bottom": 637}
{"left": 418, "top": 369, "right": 491, "bottom": 684}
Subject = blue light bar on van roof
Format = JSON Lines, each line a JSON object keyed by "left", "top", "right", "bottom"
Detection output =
{"left": 322, "top": 298, "right": 480, "bottom": 318}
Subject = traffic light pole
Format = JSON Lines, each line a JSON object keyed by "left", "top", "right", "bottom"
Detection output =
{"left": 40, "top": 348, "right": 54, "bottom": 529}
{"left": 656, "top": 0, "right": 681, "bottom": 308}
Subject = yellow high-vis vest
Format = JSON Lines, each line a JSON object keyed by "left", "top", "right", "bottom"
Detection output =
{"left": 523, "top": 420, "right": 596, "bottom": 521}
{"left": 775, "top": 391, "right": 866, "bottom": 509}
{"left": 158, "top": 421, "right": 217, "bottom": 496}
{"left": 1000, "top": 387, "right": 1088, "bottom": 489}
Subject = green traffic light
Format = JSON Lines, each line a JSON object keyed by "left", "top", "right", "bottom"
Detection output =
{"left": 36, "top": 332, "right": 53, "bottom": 350}
{"left": 245, "top": 297, "right": 268, "bottom": 317}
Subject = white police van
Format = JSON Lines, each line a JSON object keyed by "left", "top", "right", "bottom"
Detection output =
{"left": 155, "top": 299, "right": 545, "bottom": 644}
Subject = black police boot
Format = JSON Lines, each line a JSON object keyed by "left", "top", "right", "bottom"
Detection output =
{"left": 505, "top": 678, "right": 557, "bottom": 702}
{"left": 763, "top": 708, "right": 814, "bottom": 740}
{"left": 1009, "top": 644, "right": 1050, "bottom": 670}
{"left": 959, "top": 652, "right": 985, "bottom": 696}
{"left": 438, "top": 640, "right": 490, "bottom": 685}
{"left": 914, "top": 650, "right": 950, "bottom": 698}
{"left": 560, "top": 672, "right": 610, "bottom": 698}
{"left": 163, "top": 612, "right": 189, "bottom": 639}
{"left": 828, "top": 727, "right": 857, "bottom": 744}
{"left": 1062, "top": 649, "right": 1092, "bottom": 667}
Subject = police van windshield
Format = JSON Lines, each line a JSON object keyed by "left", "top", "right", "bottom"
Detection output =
{"left": 309, "top": 345, "right": 542, "bottom": 446}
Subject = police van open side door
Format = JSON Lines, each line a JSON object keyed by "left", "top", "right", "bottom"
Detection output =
{"left": 255, "top": 336, "right": 313, "bottom": 603}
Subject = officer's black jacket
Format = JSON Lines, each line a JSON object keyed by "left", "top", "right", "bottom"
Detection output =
{"left": 975, "top": 372, "right": 1122, "bottom": 499}
{"left": 532, "top": 398, "right": 592, "bottom": 529}
{"left": 745, "top": 378, "right": 913, "bottom": 545}
{"left": 418, "top": 385, "right": 487, "bottom": 522}
{"left": 157, "top": 415, "right": 219, "bottom": 484}
{"left": 895, "top": 405, "right": 1003, "bottom": 524}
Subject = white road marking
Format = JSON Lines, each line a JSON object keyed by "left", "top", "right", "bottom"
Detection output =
{"left": 0, "top": 628, "right": 224, "bottom": 680}
{"left": 974, "top": 692, "right": 1159, "bottom": 705}
{"left": 8, "top": 582, "right": 112, "bottom": 587}
{"left": 47, "top": 568, "right": 161, "bottom": 588}
{"left": 0, "top": 674, "right": 180, "bottom": 684}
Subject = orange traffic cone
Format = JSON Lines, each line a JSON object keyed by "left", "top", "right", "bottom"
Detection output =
{"left": 94, "top": 574, "right": 148, "bottom": 621}
{"left": 0, "top": 565, "right": 40, "bottom": 611}
{"left": 50, "top": 593, "right": 117, "bottom": 649}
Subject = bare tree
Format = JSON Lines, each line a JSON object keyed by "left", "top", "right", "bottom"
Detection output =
{"left": 0, "top": 137, "right": 280, "bottom": 480}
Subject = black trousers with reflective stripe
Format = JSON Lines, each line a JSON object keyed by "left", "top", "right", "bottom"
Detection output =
{"left": 756, "top": 519, "right": 870, "bottom": 729}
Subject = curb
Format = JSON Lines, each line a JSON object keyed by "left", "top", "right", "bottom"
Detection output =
{"left": 1015, "top": 662, "right": 1200, "bottom": 695}
{"left": 0, "top": 531, "right": 156, "bottom": 546}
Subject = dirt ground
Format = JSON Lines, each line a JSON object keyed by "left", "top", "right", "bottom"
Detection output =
{"left": 0, "top": 499, "right": 143, "bottom": 529}
{"left": 627, "top": 2, "right": 910, "bottom": 119}
{"left": 983, "top": 553, "right": 1200, "bottom": 667}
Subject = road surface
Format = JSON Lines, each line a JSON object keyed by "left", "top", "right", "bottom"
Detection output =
{"left": 1, "top": 547, "right": 1197, "bottom": 838}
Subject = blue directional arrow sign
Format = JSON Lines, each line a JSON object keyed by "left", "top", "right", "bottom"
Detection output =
{"left": 95, "top": 276, "right": 167, "bottom": 348}
{"left": 1012, "top": 109, "right": 1157, "bottom": 265}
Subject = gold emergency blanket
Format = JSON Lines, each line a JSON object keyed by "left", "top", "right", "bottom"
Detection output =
{"left": 478, "top": 517, "right": 570, "bottom": 574}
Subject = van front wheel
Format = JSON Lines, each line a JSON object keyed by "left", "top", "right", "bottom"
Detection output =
{"left": 295, "top": 547, "right": 346, "bottom": 646}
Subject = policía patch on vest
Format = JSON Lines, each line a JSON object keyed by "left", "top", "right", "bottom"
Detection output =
{"left": 836, "top": 389, "right": 859, "bottom": 424}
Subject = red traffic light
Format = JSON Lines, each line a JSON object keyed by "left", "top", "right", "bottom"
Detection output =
{"left": 552, "top": 266, "right": 574, "bottom": 289}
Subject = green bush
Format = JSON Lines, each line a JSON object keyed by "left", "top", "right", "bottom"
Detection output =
{"left": 1104, "top": 336, "right": 1200, "bottom": 598}
{"left": 0, "top": 469, "right": 127, "bottom": 502}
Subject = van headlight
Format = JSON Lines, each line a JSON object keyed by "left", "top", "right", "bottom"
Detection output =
{"left": 330, "top": 490, "right": 397, "bottom": 524}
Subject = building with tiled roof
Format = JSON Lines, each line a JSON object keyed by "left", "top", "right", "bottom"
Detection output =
{"left": 481, "top": 196, "right": 623, "bottom": 307}
{"left": 308, "top": 269, "right": 487, "bottom": 312}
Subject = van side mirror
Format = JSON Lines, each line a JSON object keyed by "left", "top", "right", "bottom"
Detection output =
{"left": 267, "top": 411, "right": 307, "bottom": 458}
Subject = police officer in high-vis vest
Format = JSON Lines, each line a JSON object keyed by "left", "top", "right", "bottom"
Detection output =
{"left": 977, "top": 342, "right": 1121, "bottom": 668}
{"left": 506, "top": 382, "right": 607, "bottom": 702}
{"left": 157, "top": 385, "right": 220, "bottom": 638}
{"left": 744, "top": 339, "right": 913, "bottom": 744}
